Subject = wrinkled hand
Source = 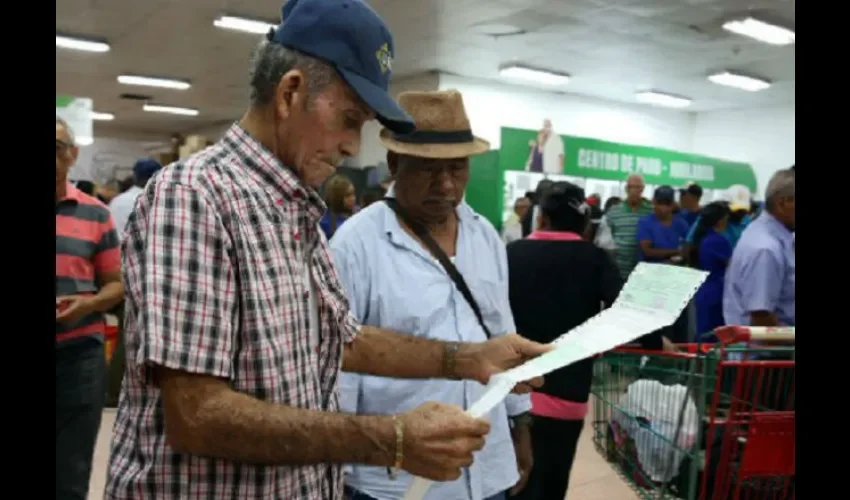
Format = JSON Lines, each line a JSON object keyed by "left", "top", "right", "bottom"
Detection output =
{"left": 399, "top": 402, "right": 491, "bottom": 482}
{"left": 509, "top": 425, "right": 533, "bottom": 495}
{"left": 661, "top": 336, "right": 680, "bottom": 353}
{"left": 462, "top": 334, "right": 551, "bottom": 393}
{"left": 56, "top": 295, "right": 94, "bottom": 324}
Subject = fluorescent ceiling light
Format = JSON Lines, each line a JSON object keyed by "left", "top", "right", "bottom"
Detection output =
{"left": 708, "top": 71, "right": 771, "bottom": 92}
{"left": 118, "top": 75, "right": 191, "bottom": 90}
{"left": 90, "top": 111, "right": 114, "bottom": 121}
{"left": 56, "top": 35, "right": 110, "bottom": 53}
{"left": 213, "top": 14, "right": 277, "bottom": 35}
{"left": 499, "top": 64, "right": 570, "bottom": 85}
{"left": 635, "top": 91, "right": 692, "bottom": 109}
{"left": 76, "top": 136, "right": 95, "bottom": 146}
{"left": 722, "top": 17, "right": 795, "bottom": 46}
{"left": 143, "top": 104, "right": 199, "bottom": 116}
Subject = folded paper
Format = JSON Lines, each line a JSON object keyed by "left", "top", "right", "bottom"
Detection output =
{"left": 402, "top": 263, "right": 708, "bottom": 500}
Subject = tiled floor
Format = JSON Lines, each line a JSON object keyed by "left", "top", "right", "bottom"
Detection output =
{"left": 89, "top": 409, "right": 637, "bottom": 499}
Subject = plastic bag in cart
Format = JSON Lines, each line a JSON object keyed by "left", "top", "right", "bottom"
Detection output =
{"left": 614, "top": 380, "right": 698, "bottom": 483}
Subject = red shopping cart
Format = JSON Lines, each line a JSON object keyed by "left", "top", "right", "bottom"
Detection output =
{"left": 591, "top": 326, "right": 794, "bottom": 499}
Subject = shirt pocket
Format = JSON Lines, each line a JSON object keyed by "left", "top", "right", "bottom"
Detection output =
{"left": 371, "top": 261, "right": 453, "bottom": 339}
{"left": 468, "top": 277, "right": 508, "bottom": 336}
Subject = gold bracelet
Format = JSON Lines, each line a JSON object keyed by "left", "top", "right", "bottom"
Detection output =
{"left": 389, "top": 415, "right": 404, "bottom": 479}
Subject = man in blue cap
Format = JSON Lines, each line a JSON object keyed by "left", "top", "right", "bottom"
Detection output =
{"left": 105, "top": 1, "right": 550, "bottom": 499}
{"left": 108, "top": 158, "right": 162, "bottom": 236}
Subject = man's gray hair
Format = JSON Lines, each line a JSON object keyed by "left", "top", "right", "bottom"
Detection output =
{"left": 248, "top": 40, "right": 337, "bottom": 107}
{"left": 765, "top": 168, "right": 795, "bottom": 211}
{"left": 56, "top": 116, "right": 76, "bottom": 145}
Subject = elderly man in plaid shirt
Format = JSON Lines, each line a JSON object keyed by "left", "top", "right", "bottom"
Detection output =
{"left": 104, "top": 1, "right": 549, "bottom": 499}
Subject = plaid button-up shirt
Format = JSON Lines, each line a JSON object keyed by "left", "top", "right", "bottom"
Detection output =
{"left": 106, "top": 124, "right": 360, "bottom": 500}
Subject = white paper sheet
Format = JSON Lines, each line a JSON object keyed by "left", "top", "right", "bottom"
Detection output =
{"left": 402, "top": 263, "right": 707, "bottom": 500}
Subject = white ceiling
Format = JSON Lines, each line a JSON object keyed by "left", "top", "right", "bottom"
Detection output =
{"left": 56, "top": 0, "right": 795, "bottom": 138}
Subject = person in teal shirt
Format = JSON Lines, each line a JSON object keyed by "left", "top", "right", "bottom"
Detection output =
{"left": 686, "top": 207, "right": 751, "bottom": 248}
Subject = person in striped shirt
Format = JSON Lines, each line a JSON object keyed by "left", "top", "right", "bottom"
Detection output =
{"left": 56, "top": 116, "right": 125, "bottom": 500}
{"left": 604, "top": 174, "right": 653, "bottom": 278}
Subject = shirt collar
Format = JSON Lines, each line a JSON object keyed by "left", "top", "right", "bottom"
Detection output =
{"left": 528, "top": 230, "right": 583, "bottom": 241}
{"left": 760, "top": 211, "right": 794, "bottom": 243}
{"left": 58, "top": 182, "right": 86, "bottom": 204}
{"left": 221, "top": 123, "right": 326, "bottom": 221}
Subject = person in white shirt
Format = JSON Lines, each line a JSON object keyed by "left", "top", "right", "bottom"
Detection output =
{"left": 108, "top": 158, "right": 162, "bottom": 236}
{"left": 502, "top": 197, "right": 531, "bottom": 244}
{"left": 524, "top": 119, "right": 565, "bottom": 174}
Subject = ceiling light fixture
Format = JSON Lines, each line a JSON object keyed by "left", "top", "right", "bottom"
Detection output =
{"left": 213, "top": 14, "right": 277, "bottom": 35}
{"left": 118, "top": 75, "right": 191, "bottom": 90}
{"left": 90, "top": 111, "right": 115, "bottom": 121}
{"left": 76, "top": 136, "right": 95, "bottom": 146}
{"left": 56, "top": 35, "right": 110, "bottom": 53}
{"left": 499, "top": 64, "right": 570, "bottom": 85}
{"left": 722, "top": 17, "right": 795, "bottom": 46}
{"left": 708, "top": 71, "right": 771, "bottom": 92}
{"left": 635, "top": 91, "right": 692, "bottom": 109}
{"left": 143, "top": 103, "right": 199, "bottom": 116}
{"left": 471, "top": 23, "right": 526, "bottom": 37}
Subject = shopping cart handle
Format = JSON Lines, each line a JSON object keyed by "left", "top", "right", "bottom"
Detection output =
{"left": 714, "top": 325, "right": 795, "bottom": 345}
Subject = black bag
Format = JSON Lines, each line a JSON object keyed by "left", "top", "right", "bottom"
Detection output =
{"left": 382, "top": 198, "right": 492, "bottom": 338}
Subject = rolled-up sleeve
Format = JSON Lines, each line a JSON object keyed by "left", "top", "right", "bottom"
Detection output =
{"left": 126, "top": 181, "right": 237, "bottom": 382}
{"left": 738, "top": 247, "right": 783, "bottom": 314}
{"left": 94, "top": 214, "right": 121, "bottom": 275}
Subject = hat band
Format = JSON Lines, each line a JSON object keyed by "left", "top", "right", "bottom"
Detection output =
{"left": 391, "top": 129, "right": 474, "bottom": 144}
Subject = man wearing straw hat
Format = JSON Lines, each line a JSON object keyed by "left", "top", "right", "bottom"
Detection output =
{"left": 331, "top": 90, "right": 533, "bottom": 500}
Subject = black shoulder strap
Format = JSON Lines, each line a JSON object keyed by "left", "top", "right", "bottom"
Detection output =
{"left": 383, "top": 198, "right": 492, "bottom": 339}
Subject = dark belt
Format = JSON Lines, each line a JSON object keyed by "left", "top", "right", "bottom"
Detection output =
{"left": 343, "top": 485, "right": 380, "bottom": 500}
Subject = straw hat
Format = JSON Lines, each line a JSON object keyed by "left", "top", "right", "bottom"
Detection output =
{"left": 378, "top": 89, "right": 490, "bottom": 159}
{"left": 725, "top": 184, "right": 752, "bottom": 212}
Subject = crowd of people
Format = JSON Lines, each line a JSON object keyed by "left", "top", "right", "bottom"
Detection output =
{"left": 501, "top": 169, "right": 795, "bottom": 345}
{"left": 56, "top": 1, "right": 794, "bottom": 499}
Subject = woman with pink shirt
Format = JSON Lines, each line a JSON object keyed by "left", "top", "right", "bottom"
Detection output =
{"left": 506, "top": 182, "right": 669, "bottom": 500}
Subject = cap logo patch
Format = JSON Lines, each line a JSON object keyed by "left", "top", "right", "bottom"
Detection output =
{"left": 376, "top": 43, "right": 392, "bottom": 75}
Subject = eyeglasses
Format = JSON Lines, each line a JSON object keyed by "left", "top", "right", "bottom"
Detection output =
{"left": 56, "top": 139, "right": 73, "bottom": 156}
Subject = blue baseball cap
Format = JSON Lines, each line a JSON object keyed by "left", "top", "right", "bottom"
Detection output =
{"left": 653, "top": 185, "right": 676, "bottom": 204}
{"left": 133, "top": 158, "right": 162, "bottom": 183}
{"left": 270, "top": 0, "right": 415, "bottom": 134}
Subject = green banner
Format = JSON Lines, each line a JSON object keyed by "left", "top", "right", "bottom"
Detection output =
{"left": 465, "top": 149, "right": 503, "bottom": 230}
{"left": 499, "top": 127, "right": 757, "bottom": 192}
{"left": 56, "top": 95, "right": 75, "bottom": 107}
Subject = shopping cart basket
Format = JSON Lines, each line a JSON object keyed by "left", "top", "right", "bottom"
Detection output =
{"left": 591, "top": 326, "right": 795, "bottom": 500}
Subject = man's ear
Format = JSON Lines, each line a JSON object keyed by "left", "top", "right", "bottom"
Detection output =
{"left": 386, "top": 150, "right": 399, "bottom": 176}
{"left": 70, "top": 146, "right": 79, "bottom": 162}
{"left": 275, "top": 69, "right": 307, "bottom": 118}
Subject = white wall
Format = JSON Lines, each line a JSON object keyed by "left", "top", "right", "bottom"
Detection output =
{"left": 439, "top": 74, "right": 695, "bottom": 153}
{"left": 71, "top": 137, "right": 169, "bottom": 184}
{"left": 691, "top": 106, "right": 795, "bottom": 196}
{"left": 439, "top": 74, "right": 793, "bottom": 195}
